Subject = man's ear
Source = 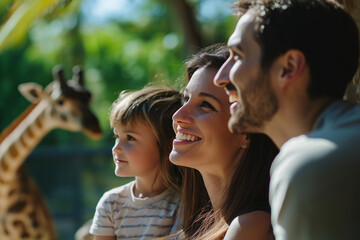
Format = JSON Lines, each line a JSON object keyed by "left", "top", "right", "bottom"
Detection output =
{"left": 278, "top": 50, "right": 306, "bottom": 88}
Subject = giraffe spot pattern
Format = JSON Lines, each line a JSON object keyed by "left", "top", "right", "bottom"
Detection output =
{"left": 27, "top": 128, "right": 34, "bottom": 138}
{"left": 35, "top": 118, "right": 43, "bottom": 129}
{"left": 20, "top": 136, "right": 28, "bottom": 148}
{"left": 9, "top": 145, "right": 18, "bottom": 158}
{"left": 1, "top": 158, "right": 9, "bottom": 171}
{"left": 9, "top": 200, "right": 27, "bottom": 213}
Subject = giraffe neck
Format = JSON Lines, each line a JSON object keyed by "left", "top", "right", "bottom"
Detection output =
{"left": 0, "top": 100, "right": 56, "bottom": 182}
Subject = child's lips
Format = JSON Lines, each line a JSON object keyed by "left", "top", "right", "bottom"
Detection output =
{"left": 114, "top": 156, "right": 127, "bottom": 163}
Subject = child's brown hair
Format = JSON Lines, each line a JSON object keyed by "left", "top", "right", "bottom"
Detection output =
{"left": 110, "top": 86, "right": 183, "bottom": 193}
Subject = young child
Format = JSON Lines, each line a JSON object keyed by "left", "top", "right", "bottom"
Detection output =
{"left": 90, "top": 86, "right": 183, "bottom": 240}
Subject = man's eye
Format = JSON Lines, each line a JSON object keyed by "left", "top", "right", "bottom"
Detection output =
{"left": 127, "top": 135, "right": 136, "bottom": 141}
{"left": 182, "top": 96, "right": 189, "bottom": 105}
{"left": 233, "top": 54, "right": 241, "bottom": 61}
{"left": 230, "top": 49, "right": 242, "bottom": 61}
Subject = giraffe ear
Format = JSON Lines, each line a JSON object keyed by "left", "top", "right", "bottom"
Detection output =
{"left": 18, "top": 83, "right": 44, "bottom": 103}
{"left": 72, "top": 65, "right": 84, "bottom": 86}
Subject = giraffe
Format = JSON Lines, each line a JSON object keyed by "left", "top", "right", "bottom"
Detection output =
{"left": 0, "top": 65, "right": 102, "bottom": 240}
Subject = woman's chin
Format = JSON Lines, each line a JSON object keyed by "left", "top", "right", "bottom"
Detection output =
{"left": 170, "top": 151, "right": 189, "bottom": 167}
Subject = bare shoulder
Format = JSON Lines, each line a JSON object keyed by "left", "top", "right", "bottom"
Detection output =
{"left": 224, "top": 211, "right": 274, "bottom": 240}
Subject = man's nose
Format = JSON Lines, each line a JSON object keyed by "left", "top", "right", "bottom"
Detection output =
{"left": 214, "top": 57, "right": 232, "bottom": 87}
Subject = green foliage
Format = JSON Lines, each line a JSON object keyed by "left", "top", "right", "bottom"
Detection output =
{"left": 0, "top": 0, "right": 12, "bottom": 22}
{"left": 0, "top": 43, "right": 50, "bottom": 132}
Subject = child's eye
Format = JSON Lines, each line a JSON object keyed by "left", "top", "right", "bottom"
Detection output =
{"left": 113, "top": 134, "right": 120, "bottom": 143}
{"left": 127, "top": 135, "right": 136, "bottom": 141}
{"left": 201, "top": 101, "right": 216, "bottom": 111}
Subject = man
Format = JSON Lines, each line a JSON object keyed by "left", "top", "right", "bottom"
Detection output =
{"left": 214, "top": 0, "right": 360, "bottom": 239}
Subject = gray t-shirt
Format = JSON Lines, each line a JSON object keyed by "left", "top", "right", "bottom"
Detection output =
{"left": 90, "top": 181, "right": 180, "bottom": 239}
{"left": 270, "top": 101, "right": 360, "bottom": 240}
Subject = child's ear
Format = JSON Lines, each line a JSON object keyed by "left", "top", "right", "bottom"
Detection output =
{"left": 278, "top": 49, "right": 306, "bottom": 88}
{"left": 18, "top": 83, "right": 44, "bottom": 103}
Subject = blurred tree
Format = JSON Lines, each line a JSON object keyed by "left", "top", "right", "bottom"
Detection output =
{"left": 167, "top": 0, "right": 203, "bottom": 51}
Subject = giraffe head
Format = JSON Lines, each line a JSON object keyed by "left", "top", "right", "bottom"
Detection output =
{"left": 18, "top": 65, "right": 102, "bottom": 139}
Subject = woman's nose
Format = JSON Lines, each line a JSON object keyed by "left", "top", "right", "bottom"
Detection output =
{"left": 172, "top": 104, "right": 193, "bottom": 126}
{"left": 214, "top": 57, "right": 233, "bottom": 87}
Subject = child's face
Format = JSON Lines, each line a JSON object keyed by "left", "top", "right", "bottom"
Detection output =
{"left": 112, "top": 120, "right": 160, "bottom": 178}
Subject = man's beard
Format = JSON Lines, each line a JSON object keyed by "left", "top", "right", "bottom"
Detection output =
{"left": 229, "top": 72, "right": 278, "bottom": 134}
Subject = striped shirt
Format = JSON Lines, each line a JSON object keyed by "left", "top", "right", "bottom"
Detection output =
{"left": 90, "top": 181, "right": 180, "bottom": 239}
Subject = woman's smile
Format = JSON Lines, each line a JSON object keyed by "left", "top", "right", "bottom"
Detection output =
{"left": 170, "top": 67, "right": 246, "bottom": 170}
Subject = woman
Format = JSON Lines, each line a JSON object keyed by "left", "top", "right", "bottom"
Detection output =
{"left": 170, "top": 45, "right": 278, "bottom": 239}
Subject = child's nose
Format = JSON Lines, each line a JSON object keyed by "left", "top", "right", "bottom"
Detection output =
{"left": 112, "top": 141, "right": 123, "bottom": 154}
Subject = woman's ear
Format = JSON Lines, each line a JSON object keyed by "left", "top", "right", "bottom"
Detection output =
{"left": 238, "top": 134, "right": 250, "bottom": 149}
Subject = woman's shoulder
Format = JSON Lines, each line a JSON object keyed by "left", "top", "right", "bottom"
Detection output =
{"left": 224, "top": 211, "right": 274, "bottom": 240}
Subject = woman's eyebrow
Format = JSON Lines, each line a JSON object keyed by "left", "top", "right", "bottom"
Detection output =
{"left": 199, "top": 92, "right": 221, "bottom": 103}
{"left": 183, "top": 89, "right": 221, "bottom": 104}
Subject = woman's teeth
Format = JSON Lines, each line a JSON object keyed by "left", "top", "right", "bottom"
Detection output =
{"left": 176, "top": 132, "right": 200, "bottom": 142}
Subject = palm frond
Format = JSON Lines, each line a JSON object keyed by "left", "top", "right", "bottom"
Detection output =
{"left": 0, "top": 0, "right": 72, "bottom": 51}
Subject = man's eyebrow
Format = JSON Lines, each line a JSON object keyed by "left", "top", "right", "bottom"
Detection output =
{"left": 228, "top": 43, "right": 244, "bottom": 53}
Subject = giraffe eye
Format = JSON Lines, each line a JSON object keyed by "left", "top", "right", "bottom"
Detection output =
{"left": 57, "top": 99, "right": 64, "bottom": 105}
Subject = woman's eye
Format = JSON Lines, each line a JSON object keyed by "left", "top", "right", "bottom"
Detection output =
{"left": 127, "top": 135, "right": 136, "bottom": 141}
{"left": 201, "top": 101, "right": 216, "bottom": 111}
